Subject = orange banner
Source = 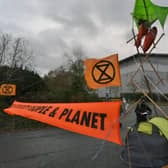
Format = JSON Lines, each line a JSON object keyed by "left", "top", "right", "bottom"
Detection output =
{"left": 84, "top": 54, "right": 121, "bottom": 89}
{"left": 0, "top": 84, "right": 16, "bottom": 96}
{"left": 4, "top": 101, "right": 122, "bottom": 145}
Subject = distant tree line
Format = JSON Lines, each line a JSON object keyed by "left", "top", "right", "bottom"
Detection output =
{"left": 0, "top": 33, "right": 98, "bottom": 131}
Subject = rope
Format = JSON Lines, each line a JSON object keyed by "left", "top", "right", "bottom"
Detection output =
{"left": 132, "top": 80, "right": 168, "bottom": 118}
{"left": 92, "top": 98, "right": 141, "bottom": 160}
{"left": 126, "top": 130, "right": 132, "bottom": 168}
{"left": 131, "top": 42, "right": 168, "bottom": 118}
{"left": 121, "top": 91, "right": 132, "bottom": 168}
{"left": 123, "top": 18, "right": 167, "bottom": 168}
{"left": 133, "top": 57, "right": 168, "bottom": 102}
{"left": 131, "top": 20, "right": 168, "bottom": 117}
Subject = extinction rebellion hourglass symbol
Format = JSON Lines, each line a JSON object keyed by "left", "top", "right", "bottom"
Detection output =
{"left": 91, "top": 60, "right": 116, "bottom": 84}
{"left": 0, "top": 84, "right": 16, "bottom": 96}
{"left": 2, "top": 85, "right": 14, "bottom": 94}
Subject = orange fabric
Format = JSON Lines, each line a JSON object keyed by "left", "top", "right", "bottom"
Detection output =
{"left": 0, "top": 84, "right": 16, "bottom": 96}
{"left": 4, "top": 101, "right": 122, "bottom": 145}
{"left": 143, "top": 27, "right": 157, "bottom": 52}
{"left": 84, "top": 54, "right": 121, "bottom": 89}
{"left": 135, "top": 24, "right": 148, "bottom": 48}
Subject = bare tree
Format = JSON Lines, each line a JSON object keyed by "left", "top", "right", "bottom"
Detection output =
{"left": 9, "top": 37, "right": 34, "bottom": 70}
{"left": 0, "top": 32, "right": 34, "bottom": 70}
{"left": 10, "top": 37, "right": 22, "bottom": 68}
{"left": 0, "top": 33, "right": 11, "bottom": 65}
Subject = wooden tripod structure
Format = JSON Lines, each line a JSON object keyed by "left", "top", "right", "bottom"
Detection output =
{"left": 126, "top": 28, "right": 168, "bottom": 118}
{"left": 125, "top": 0, "right": 168, "bottom": 118}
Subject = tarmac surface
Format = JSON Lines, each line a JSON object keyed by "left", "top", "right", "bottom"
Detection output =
{"left": 0, "top": 104, "right": 167, "bottom": 168}
{"left": 0, "top": 127, "right": 127, "bottom": 168}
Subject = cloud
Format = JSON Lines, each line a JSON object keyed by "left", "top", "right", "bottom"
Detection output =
{"left": 152, "top": 0, "right": 168, "bottom": 6}
{"left": 0, "top": 0, "right": 168, "bottom": 76}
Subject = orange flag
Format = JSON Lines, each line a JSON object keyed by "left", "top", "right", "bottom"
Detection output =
{"left": 4, "top": 101, "right": 122, "bottom": 145}
{"left": 84, "top": 54, "right": 121, "bottom": 89}
{"left": 0, "top": 84, "right": 16, "bottom": 96}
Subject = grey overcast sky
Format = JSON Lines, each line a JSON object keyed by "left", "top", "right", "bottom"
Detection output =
{"left": 0, "top": 0, "right": 168, "bottom": 76}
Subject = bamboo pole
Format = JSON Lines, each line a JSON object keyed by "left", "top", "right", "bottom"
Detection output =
{"left": 132, "top": 80, "right": 168, "bottom": 118}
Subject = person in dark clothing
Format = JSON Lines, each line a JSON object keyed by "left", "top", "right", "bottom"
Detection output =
{"left": 135, "top": 98, "right": 152, "bottom": 123}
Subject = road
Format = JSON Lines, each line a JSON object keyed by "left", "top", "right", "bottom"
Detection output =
{"left": 0, "top": 127, "right": 127, "bottom": 168}
{"left": 1, "top": 104, "right": 166, "bottom": 168}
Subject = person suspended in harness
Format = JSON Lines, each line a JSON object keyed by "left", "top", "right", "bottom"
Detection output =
{"left": 135, "top": 97, "right": 152, "bottom": 124}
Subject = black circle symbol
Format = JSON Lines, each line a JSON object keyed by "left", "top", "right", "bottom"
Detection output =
{"left": 92, "top": 60, "right": 115, "bottom": 84}
{"left": 2, "top": 85, "right": 13, "bottom": 94}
